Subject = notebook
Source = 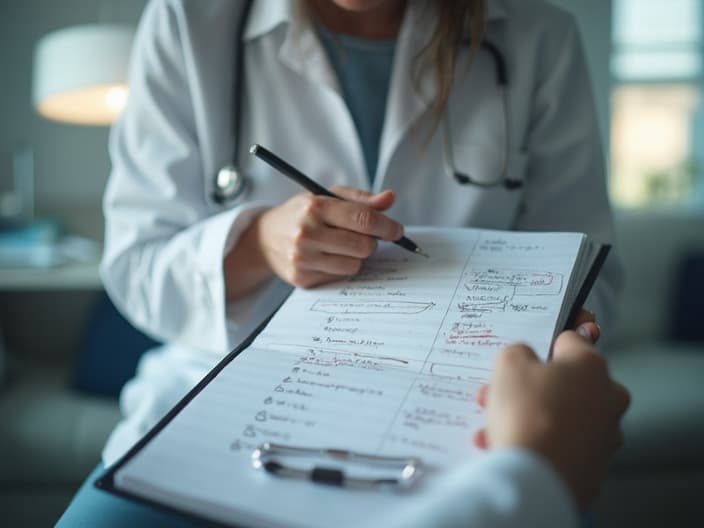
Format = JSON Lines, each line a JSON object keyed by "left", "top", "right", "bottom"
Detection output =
{"left": 96, "top": 226, "right": 610, "bottom": 527}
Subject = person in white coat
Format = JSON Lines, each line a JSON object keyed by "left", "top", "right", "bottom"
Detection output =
{"left": 59, "top": 0, "right": 625, "bottom": 525}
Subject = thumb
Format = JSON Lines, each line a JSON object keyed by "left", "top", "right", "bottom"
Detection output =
{"left": 551, "top": 331, "right": 595, "bottom": 362}
{"left": 497, "top": 343, "right": 540, "bottom": 367}
{"left": 492, "top": 343, "right": 539, "bottom": 383}
{"left": 330, "top": 186, "right": 396, "bottom": 211}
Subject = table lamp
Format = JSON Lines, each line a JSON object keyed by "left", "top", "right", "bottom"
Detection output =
{"left": 32, "top": 24, "right": 134, "bottom": 125}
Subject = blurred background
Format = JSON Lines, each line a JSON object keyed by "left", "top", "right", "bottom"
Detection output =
{"left": 0, "top": 0, "right": 702, "bottom": 526}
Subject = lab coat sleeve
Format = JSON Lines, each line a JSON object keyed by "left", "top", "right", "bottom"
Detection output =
{"left": 101, "top": 0, "right": 279, "bottom": 354}
{"left": 375, "top": 449, "right": 579, "bottom": 528}
{"left": 513, "top": 13, "right": 623, "bottom": 340}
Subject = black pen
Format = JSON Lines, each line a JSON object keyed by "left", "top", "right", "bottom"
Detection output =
{"left": 249, "top": 144, "right": 429, "bottom": 258}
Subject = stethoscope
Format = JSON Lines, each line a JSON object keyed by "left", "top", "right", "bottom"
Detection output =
{"left": 213, "top": 3, "right": 521, "bottom": 205}
{"left": 444, "top": 39, "right": 521, "bottom": 190}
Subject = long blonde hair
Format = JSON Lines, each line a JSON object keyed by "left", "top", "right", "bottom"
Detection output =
{"left": 421, "top": 0, "right": 488, "bottom": 131}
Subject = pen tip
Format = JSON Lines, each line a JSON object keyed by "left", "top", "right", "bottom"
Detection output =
{"left": 416, "top": 248, "right": 430, "bottom": 258}
{"left": 249, "top": 144, "right": 258, "bottom": 154}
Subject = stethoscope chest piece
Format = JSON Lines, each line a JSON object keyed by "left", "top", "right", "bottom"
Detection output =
{"left": 213, "top": 164, "right": 249, "bottom": 204}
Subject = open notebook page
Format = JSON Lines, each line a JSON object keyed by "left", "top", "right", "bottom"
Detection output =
{"left": 112, "top": 227, "right": 590, "bottom": 527}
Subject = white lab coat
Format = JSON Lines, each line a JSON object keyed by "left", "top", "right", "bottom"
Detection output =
{"left": 100, "top": 0, "right": 617, "bottom": 525}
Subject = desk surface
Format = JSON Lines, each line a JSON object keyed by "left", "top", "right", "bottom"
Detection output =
{"left": 0, "top": 260, "right": 102, "bottom": 290}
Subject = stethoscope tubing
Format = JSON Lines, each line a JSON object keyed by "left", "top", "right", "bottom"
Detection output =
{"left": 214, "top": 6, "right": 518, "bottom": 204}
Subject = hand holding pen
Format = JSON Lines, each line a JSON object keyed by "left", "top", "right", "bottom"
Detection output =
{"left": 247, "top": 144, "right": 427, "bottom": 289}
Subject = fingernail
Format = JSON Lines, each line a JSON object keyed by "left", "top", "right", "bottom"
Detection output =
{"left": 577, "top": 325, "right": 592, "bottom": 341}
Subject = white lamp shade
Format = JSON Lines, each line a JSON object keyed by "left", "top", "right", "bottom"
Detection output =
{"left": 32, "top": 24, "right": 134, "bottom": 125}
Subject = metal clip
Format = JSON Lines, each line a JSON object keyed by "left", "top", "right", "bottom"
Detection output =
{"left": 252, "top": 442, "right": 422, "bottom": 489}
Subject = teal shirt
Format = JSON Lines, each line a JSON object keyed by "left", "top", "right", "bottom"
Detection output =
{"left": 316, "top": 26, "right": 396, "bottom": 184}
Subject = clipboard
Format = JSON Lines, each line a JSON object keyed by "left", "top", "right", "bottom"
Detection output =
{"left": 93, "top": 229, "right": 611, "bottom": 527}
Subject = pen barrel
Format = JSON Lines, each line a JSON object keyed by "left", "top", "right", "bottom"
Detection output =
{"left": 250, "top": 144, "right": 334, "bottom": 197}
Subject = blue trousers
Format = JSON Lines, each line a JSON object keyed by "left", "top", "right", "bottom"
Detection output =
{"left": 58, "top": 464, "right": 594, "bottom": 527}
{"left": 56, "top": 464, "right": 202, "bottom": 527}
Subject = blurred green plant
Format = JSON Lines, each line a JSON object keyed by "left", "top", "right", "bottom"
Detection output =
{"left": 644, "top": 159, "right": 700, "bottom": 204}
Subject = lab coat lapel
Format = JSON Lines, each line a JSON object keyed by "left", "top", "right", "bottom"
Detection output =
{"left": 376, "top": 2, "right": 437, "bottom": 188}
{"left": 274, "top": 1, "right": 368, "bottom": 187}
{"left": 276, "top": 1, "right": 340, "bottom": 95}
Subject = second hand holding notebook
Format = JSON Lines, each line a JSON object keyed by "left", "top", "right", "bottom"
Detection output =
{"left": 97, "top": 226, "right": 609, "bottom": 527}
